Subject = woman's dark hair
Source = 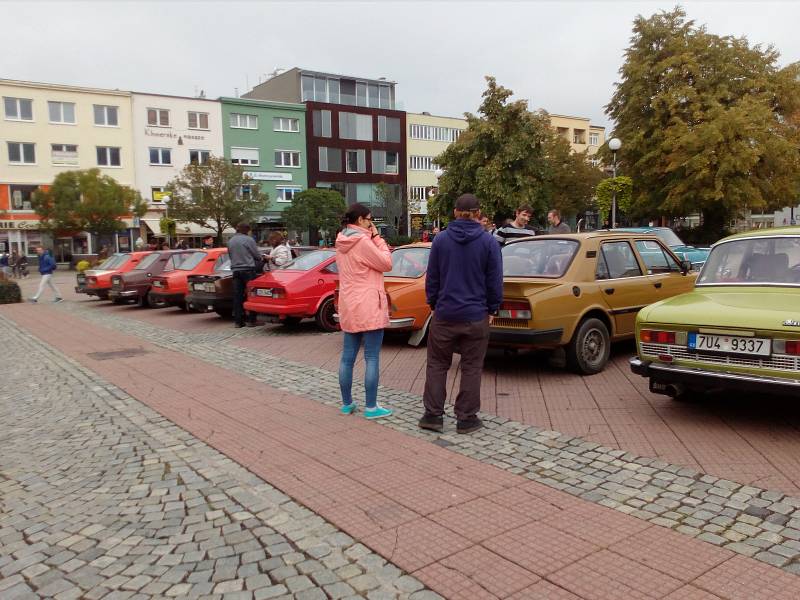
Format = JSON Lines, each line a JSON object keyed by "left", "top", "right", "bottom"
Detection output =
{"left": 342, "top": 203, "right": 371, "bottom": 226}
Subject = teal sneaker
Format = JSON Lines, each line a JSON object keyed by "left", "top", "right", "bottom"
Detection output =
{"left": 364, "top": 405, "right": 393, "bottom": 420}
{"left": 340, "top": 402, "right": 357, "bottom": 415}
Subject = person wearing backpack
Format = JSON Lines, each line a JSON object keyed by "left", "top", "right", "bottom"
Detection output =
{"left": 29, "top": 247, "right": 62, "bottom": 303}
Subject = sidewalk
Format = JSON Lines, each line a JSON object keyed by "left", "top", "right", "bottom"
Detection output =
{"left": 3, "top": 300, "right": 800, "bottom": 599}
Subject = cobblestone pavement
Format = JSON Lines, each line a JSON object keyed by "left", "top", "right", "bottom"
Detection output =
{"left": 0, "top": 320, "right": 435, "bottom": 600}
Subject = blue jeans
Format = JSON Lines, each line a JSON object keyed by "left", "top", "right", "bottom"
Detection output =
{"left": 339, "top": 329, "right": 384, "bottom": 408}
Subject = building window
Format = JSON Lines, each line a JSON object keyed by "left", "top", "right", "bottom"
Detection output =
{"left": 318, "top": 147, "right": 342, "bottom": 172}
{"left": 97, "top": 146, "right": 121, "bottom": 167}
{"left": 3, "top": 97, "right": 33, "bottom": 121}
{"left": 273, "top": 117, "right": 299, "bottom": 132}
{"left": 276, "top": 187, "right": 302, "bottom": 203}
{"left": 409, "top": 155, "right": 439, "bottom": 171}
{"left": 339, "top": 112, "right": 373, "bottom": 141}
{"left": 409, "top": 124, "right": 463, "bottom": 142}
{"left": 94, "top": 105, "right": 118, "bottom": 126}
{"left": 8, "top": 142, "right": 36, "bottom": 164}
{"left": 188, "top": 111, "right": 209, "bottom": 130}
{"left": 274, "top": 150, "right": 300, "bottom": 168}
{"left": 573, "top": 129, "right": 586, "bottom": 144}
{"left": 51, "top": 144, "right": 78, "bottom": 166}
{"left": 312, "top": 110, "right": 331, "bottom": 138}
{"left": 378, "top": 116, "right": 401, "bottom": 143}
{"left": 230, "top": 147, "right": 259, "bottom": 166}
{"left": 149, "top": 147, "right": 172, "bottom": 166}
{"left": 189, "top": 149, "right": 210, "bottom": 165}
{"left": 301, "top": 74, "right": 342, "bottom": 103}
{"left": 48, "top": 101, "right": 76, "bottom": 124}
{"left": 151, "top": 187, "right": 166, "bottom": 202}
{"left": 372, "top": 150, "right": 398, "bottom": 175}
{"left": 9, "top": 185, "right": 37, "bottom": 210}
{"left": 147, "top": 108, "right": 170, "bottom": 127}
{"left": 356, "top": 82, "right": 367, "bottom": 107}
{"left": 229, "top": 113, "right": 258, "bottom": 129}
{"left": 589, "top": 132, "right": 600, "bottom": 146}
{"left": 346, "top": 149, "right": 366, "bottom": 173}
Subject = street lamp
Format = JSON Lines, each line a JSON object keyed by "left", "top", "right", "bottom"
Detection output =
{"left": 433, "top": 168, "right": 445, "bottom": 229}
{"left": 161, "top": 194, "right": 171, "bottom": 248}
{"left": 608, "top": 138, "right": 622, "bottom": 229}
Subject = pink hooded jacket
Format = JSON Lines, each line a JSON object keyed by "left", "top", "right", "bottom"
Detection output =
{"left": 335, "top": 225, "right": 393, "bottom": 333}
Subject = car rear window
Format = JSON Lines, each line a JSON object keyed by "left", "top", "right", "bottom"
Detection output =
{"left": 176, "top": 251, "right": 208, "bottom": 271}
{"left": 653, "top": 229, "right": 684, "bottom": 247}
{"left": 698, "top": 236, "right": 800, "bottom": 285}
{"left": 385, "top": 247, "right": 430, "bottom": 278}
{"left": 134, "top": 252, "right": 161, "bottom": 270}
{"left": 97, "top": 254, "right": 127, "bottom": 270}
{"left": 280, "top": 250, "right": 335, "bottom": 271}
{"left": 502, "top": 239, "right": 579, "bottom": 277}
{"left": 214, "top": 254, "right": 231, "bottom": 272}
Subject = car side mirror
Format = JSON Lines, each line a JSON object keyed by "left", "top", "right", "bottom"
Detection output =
{"left": 680, "top": 260, "right": 691, "bottom": 274}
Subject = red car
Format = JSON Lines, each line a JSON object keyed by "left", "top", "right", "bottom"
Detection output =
{"left": 76, "top": 251, "right": 152, "bottom": 300}
{"left": 148, "top": 248, "right": 229, "bottom": 309}
{"left": 244, "top": 249, "right": 339, "bottom": 331}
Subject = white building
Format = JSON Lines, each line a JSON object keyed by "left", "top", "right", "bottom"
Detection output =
{"left": 131, "top": 92, "right": 224, "bottom": 242}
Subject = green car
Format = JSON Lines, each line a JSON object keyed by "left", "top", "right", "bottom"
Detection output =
{"left": 630, "top": 226, "right": 800, "bottom": 399}
{"left": 614, "top": 227, "right": 711, "bottom": 269}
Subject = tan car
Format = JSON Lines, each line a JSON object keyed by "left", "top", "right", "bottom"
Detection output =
{"left": 490, "top": 231, "right": 698, "bottom": 374}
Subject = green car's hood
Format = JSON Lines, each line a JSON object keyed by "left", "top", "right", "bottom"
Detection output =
{"left": 639, "top": 287, "right": 800, "bottom": 332}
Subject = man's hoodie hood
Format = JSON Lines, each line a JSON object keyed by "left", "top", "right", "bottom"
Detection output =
{"left": 444, "top": 219, "right": 485, "bottom": 244}
{"left": 336, "top": 226, "right": 368, "bottom": 254}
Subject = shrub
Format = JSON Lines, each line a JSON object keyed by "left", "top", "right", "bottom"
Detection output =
{"left": 76, "top": 260, "right": 91, "bottom": 272}
{"left": 0, "top": 280, "right": 22, "bottom": 304}
{"left": 387, "top": 235, "right": 413, "bottom": 247}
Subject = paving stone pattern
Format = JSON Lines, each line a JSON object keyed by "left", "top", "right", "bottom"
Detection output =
{"left": 0, "top": 320, "right": 435, "bottom": 600}
{"left": 46, "top": 301, "right": 800, "bottom": 576}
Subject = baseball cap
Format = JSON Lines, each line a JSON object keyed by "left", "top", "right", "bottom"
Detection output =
{"left": 455, "top": 193, "right": 480, "bottom": 211}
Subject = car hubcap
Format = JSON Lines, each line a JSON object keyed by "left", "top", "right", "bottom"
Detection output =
{"left": 583, "top": 329, "right": 604, "bottom": 365}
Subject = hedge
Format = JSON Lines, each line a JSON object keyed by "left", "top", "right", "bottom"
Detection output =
{"left": 0, "top": 280, "right": 22, "bottom": 304}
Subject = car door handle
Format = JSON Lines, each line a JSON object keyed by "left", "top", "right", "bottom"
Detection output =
{"left": 604, "top": 288, "right": 615, "bottom": 295}
{"left": 653, "top": 282, "right": 662, "bottom": 289}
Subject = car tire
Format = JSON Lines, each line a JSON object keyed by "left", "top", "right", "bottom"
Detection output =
{"left": 315, "top": 297, "right": 340, "bottom": 332}
{"left": 566, "top": 317, "right": 610, "bottom": 375}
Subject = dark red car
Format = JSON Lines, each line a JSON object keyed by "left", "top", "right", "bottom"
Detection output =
{"left": 244, "top": 249, "right": 339, "bottom": 331}
{"left": 76, "top": 251, "right": 152, "bottom": 300}
{"left": 109, "top": 250, "right": 196, "bottom": 307}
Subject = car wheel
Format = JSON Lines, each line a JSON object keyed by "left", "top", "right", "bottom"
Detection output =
{"left": 315, "top": 297, "right": 340, "bottom": 332}
{"left": 566, "top": 318, "right": 610, "bottom": 375}
{"left": 214, "top": 307, "right": 232, "bottom": 319}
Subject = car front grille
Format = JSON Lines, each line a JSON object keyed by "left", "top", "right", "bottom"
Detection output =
{"left": 492, "top": 318, "right": 529, "bottom": 329}
{"left": 641, "top": 343, "right": 800, "bottom": 373}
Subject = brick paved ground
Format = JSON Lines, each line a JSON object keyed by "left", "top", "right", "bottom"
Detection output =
{"left": 3, "top": 274, "right": 800, "bottom": 598}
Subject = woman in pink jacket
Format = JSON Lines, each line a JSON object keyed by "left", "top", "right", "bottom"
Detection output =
{"left": 336, "top": 203, "right": 393, "bottom": 419}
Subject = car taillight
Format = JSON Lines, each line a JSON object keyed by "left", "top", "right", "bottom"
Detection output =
{"left": 641, "top": 330, "right": 676, "bottom": 344}
{"left": 271, "top": 287, "right": 285, "bottom": 299}
{"left": 776, "top": 340, "right": 800, "bottom": 355}
{"left": 87, "top": 276, "right": 97, "bottom": 284}
{"left": 498, "top": 300, "right": 532, "bottom": 320}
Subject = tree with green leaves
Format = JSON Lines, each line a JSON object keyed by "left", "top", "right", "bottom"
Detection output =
{"left": 594, "top": 176, "right": 634, "bottom": 224}
{"left": 165, "top": 156, "right": 269, "bottom": 246}
{"left": 429, "top": 76, "right": 601, "bottom": 225}
{"left": 283, "top": 188, "right": 346, "bottom": 246}
{"left": 31, "top": 168, "right": 146, "bottom": 237}
{"left": 606, "top": 7, "right": 800, "bottom": 234}
{"left": 374, "top": 182, "right": 404, "bottom": 236}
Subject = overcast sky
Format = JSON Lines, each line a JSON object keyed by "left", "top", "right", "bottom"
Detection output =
{"left": 4, "top": 1, "right": 799, "bottom": 129}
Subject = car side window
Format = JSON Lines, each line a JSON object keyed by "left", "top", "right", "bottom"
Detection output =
{"left": 322, "top": 262, "right": 338, "bottom": 274}
{"left": 635, "top": 240, "right": 681, "bottom": 273}
{"left": 597, "top": 241, "right": 642, "bottom": 280}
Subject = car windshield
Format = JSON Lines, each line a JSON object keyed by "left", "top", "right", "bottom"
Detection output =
{"left": 502, "top": 239, "right": 579, "bottom": 277}
{"left": 279, "top": 250, "right": 335, "bottom": 271}
{"left": 214, "top": 254, "right": 231, "bottom": 272}
{"left": 97, "top": 254, "right": 127, "bottom": 270}
{"left": 176, "top": 251, "right": 208, "bottom": 271}
{"left": 653, "top": 229, "right": 685, "bottom": 247}
{"left": 133, "top": 252, "right": 162, "bottom": 271}
{"left": 697, "top": 236, "right": 800, "bottom": 286}
{"left": 385, "top": 247, "right": 430, "bottom": 278}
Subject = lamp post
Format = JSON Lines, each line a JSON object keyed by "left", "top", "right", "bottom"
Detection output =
{"left": 161, "top": 194, "right": 171, "bottom": 248}
{"left": 608, "top": 138, "right": 622, "bottom": 229}
{"left": 433, "top": 168, "right": 444, "bottom": 229}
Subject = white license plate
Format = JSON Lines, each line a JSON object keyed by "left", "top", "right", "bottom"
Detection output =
{"left": 255, "top": 288, "right": 273, "bottom": 297}
{"left": 77, "top": 275, "right": 86, "bottom": 283}
{"left": 688, "top": 333, "right": 771, "bottom": 356}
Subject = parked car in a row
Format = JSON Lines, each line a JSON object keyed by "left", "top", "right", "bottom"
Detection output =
{"left": 109, "top": 250, "right": 197, "bottom": 307}
{"left": 75, "top": 252, "right": 151, "bottom": 300}
{"left": 148, "top": 248, "right": 229, "bottom": 310}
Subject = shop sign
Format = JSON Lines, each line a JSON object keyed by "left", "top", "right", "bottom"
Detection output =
{"left": 144, "top": 128, "right": 206, "bottom": 141}
{"left": 152, "top": 191, "right": 171, "bottom": 202}
{"left": 0, "top": 220, "right": 39, "bottom": 230}
{"left": 244, "top": 171, "right": 292, "bottom": 182}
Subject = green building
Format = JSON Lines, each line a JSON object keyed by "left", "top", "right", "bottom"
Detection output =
{"left": 219, "top": 97, "right": 307, "bottom": 236}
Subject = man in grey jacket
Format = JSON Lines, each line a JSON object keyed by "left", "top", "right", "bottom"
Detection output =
{"left": 227, "top": 222, "right": 263, "bottom": 328}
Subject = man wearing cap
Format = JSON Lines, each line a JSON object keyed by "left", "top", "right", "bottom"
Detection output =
{"left": 419, "top": 193, "right": 503, "bottom": 434}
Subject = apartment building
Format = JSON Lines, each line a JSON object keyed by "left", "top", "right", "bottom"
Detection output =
{"left": 244, "top": 68, "right": 406, "bottom": 226}
{"left": 549, "top": 113, "right": 606, "bottom": 162}
{"left": 0, "top": 79, "right": 137, "bottom": 260}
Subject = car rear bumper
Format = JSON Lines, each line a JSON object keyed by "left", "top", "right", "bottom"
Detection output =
{"left": 148, "top": 291, "right": 185, "bottom": 306}
{"left": 109, "top": 289, "right": 140, "bottom": 299}
{"left": 489, "top": 327, "right": 563, "bottom": 347}
{"left": 244, "top": 300, "right": 308, "bottom": 316}
{"left": 387, "top": 317, "right": 416, "bottom": 329}
{"left": 630, "top": 358, "right": 800, "bottom": 397}
{"left": 186, "top": 293, "right": 230, "bottom": 311}
{"left": 80, "top": 286, "right": 110, "bottom": 297}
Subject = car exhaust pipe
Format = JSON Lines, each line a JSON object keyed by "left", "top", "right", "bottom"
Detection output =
{"left": 665, "top": 383, "right": 685, "bottom": 398}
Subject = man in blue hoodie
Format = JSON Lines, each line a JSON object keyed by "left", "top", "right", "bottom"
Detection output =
{"left": 420, "top": 193, "right": 503, "bottom": 434}
{"left": 30, "top": 247, "right": 62, "bottom": 303}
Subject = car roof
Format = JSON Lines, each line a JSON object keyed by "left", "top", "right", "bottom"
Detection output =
{"left": 396, "top": 242, "right": 432, "bottom": 249}
{"left": 721, "top": 225, "right": 800, "bottom": 242}
{"left": 612, "top": 227, "right": 666, "bottom": 233}
{"left": 506, "top": 231, "right": 661, "bottom": 244}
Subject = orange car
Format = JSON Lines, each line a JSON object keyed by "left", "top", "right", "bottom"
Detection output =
{"left": 148, "top": 248, "right": 229, "bottom": 310}
{"left": 384, "top": 243, "right": 432, "bottom": 346}
{"left": 75, "top": 251, "right": 152, "bottom": 301}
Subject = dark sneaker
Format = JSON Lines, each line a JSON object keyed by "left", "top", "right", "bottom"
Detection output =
{"left": 234, "top": 323, "right": 244, "bottom": 328}
{"left": 245, "top": 321, "right": 258, "bottom": 327}
{"left": 418, "top": 413, "right": 444, "bottom": 433}
{"left": 456, "top": 417, "right": 483, "bottom": 434}
{"left": 28, "top": 298, "right": 37, "bottom": 303}
{"left": 53, "top": 297, "right": 63, "bottom": 303}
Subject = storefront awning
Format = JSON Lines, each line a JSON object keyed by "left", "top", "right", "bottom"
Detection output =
{"left": 142, "top": 219, "right": 234, "bottom": 236}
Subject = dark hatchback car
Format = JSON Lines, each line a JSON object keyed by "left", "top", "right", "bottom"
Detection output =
{"left": 186, "top": 246, "right": 318, "bottom": 318}
{"left": 109, "top": 250, "right": 194, "bottom": 307}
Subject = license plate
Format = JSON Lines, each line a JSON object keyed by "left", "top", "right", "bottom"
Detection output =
{"left": 688, "top": 333, "right": 771, "bottom": 356}
{"left": 77, "top": 274, "right": 86, "bottom": 283}
{"left": 153, "top": 281, "right": 163, "bottom": 288}
{"left": 204, "top": 283, "right": 215, "bottom": 293}
{"left": 192, "top": 283, "right": 205, "bottom": 291}
{"left": 255, "top": 288, "right": 272, "bottom": 297}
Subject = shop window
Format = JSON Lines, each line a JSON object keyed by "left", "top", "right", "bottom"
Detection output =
{"left": 9, "top": 185, "right": 37, "bottom": 211}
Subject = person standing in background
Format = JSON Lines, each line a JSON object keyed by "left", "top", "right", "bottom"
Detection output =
{"left": 227, "top": 223, "right": 263, "bottom": 328}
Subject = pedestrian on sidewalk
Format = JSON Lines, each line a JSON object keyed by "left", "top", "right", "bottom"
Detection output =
{"left": 228, "top": 222, "right": 263, "bottom": 328}
{"left": 17, "top": 253, "right": 28, "bottom": 278}
{"left": 419, "top": 194, "right": 503, "bottom": 434}
{"left": 29, "top": 247, "right": 62, "bottom": 303}
{"left": 335, "top": 203, "right": 393, "bottom": 419}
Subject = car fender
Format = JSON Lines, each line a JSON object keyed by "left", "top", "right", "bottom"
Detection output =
{"left": 408, "top": 313, "right": 432, "bottom": 347}
{"left": 313, "top": 292, "right": 335, "bottom": 315}
{"left": 565, "top": 304, "right": 616, "bottom": 341}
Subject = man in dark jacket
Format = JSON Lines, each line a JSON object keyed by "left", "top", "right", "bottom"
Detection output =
{"left": 227, "top": 223, "right": 263, "bottom": 328}
{"left": 419, "top": 194, "right": 503, "bottom": 434}
{"left": 29, "top": 247, "right": 62, "bottom": 303}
